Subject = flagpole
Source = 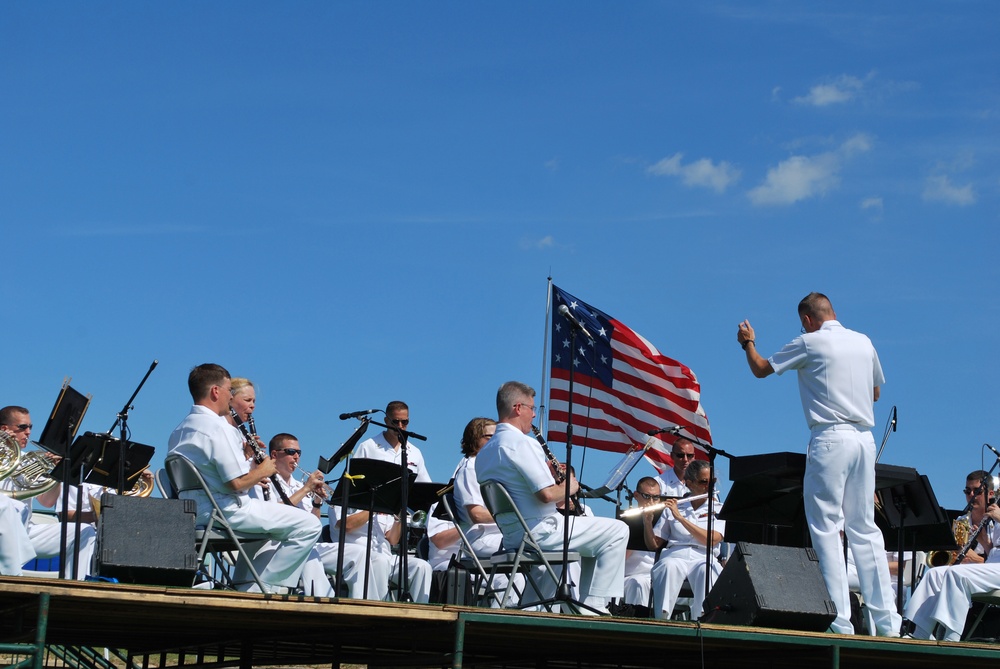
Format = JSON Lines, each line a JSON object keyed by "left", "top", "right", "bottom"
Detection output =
{"left": 539, "top": 276, "right": 553, "bottom": 433}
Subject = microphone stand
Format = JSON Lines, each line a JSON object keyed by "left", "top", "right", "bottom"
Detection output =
{"left": 325, "top": 418, "right": 371, "bottom": 597}
{"left": 691, "top": 436, "right": 733, "bottom": 621}
{"left": 108, "top": 360, "right": 158, "bottom": 494}
{"left": 368, "top": 417, "right": 428, "bottom": 603}
{"left": 544, "top": 316, "right": 600, "bottom": 614}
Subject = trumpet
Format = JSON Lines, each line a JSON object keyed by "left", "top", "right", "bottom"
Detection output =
{"left": 291, "top": 463, "right": 332, "bottom": 504}
{"left": 619, "top": 492, "right": 710, "bottom": 518}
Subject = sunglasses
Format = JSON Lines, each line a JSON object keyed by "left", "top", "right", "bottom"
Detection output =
{"left": 280, "top": 448, "right": 302, "bottom": 456}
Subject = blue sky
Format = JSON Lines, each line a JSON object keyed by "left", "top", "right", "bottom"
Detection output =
{"left": 3, "top": 2, "right": 997, "bottom": 519}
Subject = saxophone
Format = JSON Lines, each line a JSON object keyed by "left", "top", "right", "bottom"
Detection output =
{"left": 927, "top": 516, "right": 971, "bottom": 567}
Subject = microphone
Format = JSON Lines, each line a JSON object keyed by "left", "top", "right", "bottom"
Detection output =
{"left": 986, "top": 443, "right": 1000, "bottom": 460}
{"left": 891, "top": 406, "right": 897, "bottom": 432}
{"left": 647, "top": 425, "right": 684, "bottom": 437}
{"left": 339, "top": 409, "right": 379, "bottom": 420}
{"left": 557, "top": 304, "right": 594, "bottom": 340}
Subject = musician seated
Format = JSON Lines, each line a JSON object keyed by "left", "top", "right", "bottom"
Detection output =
{"left": 476, "top": 381, "right": 630, "bottom": 615}
{"left": 255, "top": 433, "right": 337, "bottom": 597}
{"left": 169, "top": 364, "right": 321, "bottom": 594}
{"left": 1, "top": 405, "right": 95, "bottom": 579}
{"left": 621, "top": 477, "right": 662, "bottom": 614}
{"left": 903, "top": 471, "right": 999, "bottom": 640}
{"left": 426, "top": 503, "right": 461, "bottom": 571}
{"left": 646, "top": 460, "right": 725, "bottom": 620}
{"left": 331, "top": 504, "right": 432, "bottom": 603}
{"left": 654, "top": 438, "right": 697, "bottom": 497}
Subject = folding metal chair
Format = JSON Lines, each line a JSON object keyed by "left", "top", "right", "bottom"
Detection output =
{"left": 438, "top": 490, "right": 504, "bottom": 607}
{"left": 479, "top": 479, "right": 581, "bottom": 612}
{"left": 163, "top": 453, "right": 269, "bottom": 591}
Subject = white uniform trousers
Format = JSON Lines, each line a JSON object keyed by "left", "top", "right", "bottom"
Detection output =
{"left": 804, "top": 425, "right": 901, "bottom": 635}
{"left": 223, "top": 498, "right": 321, "bottom": 589}
{"left": 0, "top": 496, "right": 35, "bottom": 575}
{"left": 905, "top": 563, "right": 1000, "bottom": 641}
{"left": 389, "top": 554, "right": 432, "bottom": 604}
{"left": 27, "top": 521, "right": 96, "bottom": 580}
{"left": 314, "top": 541, "right": 391, "bottom": 600}
{"left": 464, "top": 524, "right": 520, "bottom": 607}
{"left": 650, "top": 545, "right": 721, "bottom": 620}
{"left": 530, "top": 514, "right": 629, "bottom": 609}
{"left": 624, "top": 571, "right": 653, "bottom": 607}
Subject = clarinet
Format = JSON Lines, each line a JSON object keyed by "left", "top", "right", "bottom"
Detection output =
{"left": 230, "top": 409, "right": 292, "bottom": 505}
{"left": 532, "top": 425, "right": 565, "bottom": 484}
{"left": 532, "top": 425, "right": 583, "bottom": 516}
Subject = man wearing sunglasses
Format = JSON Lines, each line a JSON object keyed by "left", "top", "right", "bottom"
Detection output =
{"left": 902, "top": 472, "right": 1000, "bottom": 640}
{"left": 355, "top": 401, "right": 431, "bottom": 483}
{"left": 655, "top": 438, "right": 697, "bottom": 498}
{"left": 0, "top": 405, "right": 96, "bottom": 579}
{"left": 737, "top": 293, "right": 900, "bottom": 637}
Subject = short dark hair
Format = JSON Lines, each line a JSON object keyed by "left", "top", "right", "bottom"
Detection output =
{"left": 386, "top": 400, "right": 409, "bottom": 415}
{"left": 967, "top": 470, "right": 995, "bottom": 491}
{"left": 269, "top": 433, "right": 298, "bottom": 452}
{"left": 636, "top": 476, "right": 660, "bottom": 492}
{"left": 187, "top": 364, "right": 230, "bottom": 402}
{"left": 798, "top": 292, "right": 834, "bottom": 319}
{"left": 0, "top": 406, "right": 29, "bottom": 426}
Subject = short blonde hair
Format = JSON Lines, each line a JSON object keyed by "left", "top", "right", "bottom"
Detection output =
{"left": 230, "top": 378, "right": 254, "bottom": 397}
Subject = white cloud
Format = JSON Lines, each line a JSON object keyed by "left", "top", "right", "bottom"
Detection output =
{"left": 860, "top": 197, "right": 883, "bottom": 213}
{"left": 922, "top": 175, "right": 976, "bottom": 206}
{"left": 520, "top": 235, "right": 555, "bottom": 250}
{"left": 647, "top": 152, "right": 741, "bottom": 193}
{"left": 794, "top": 73, "right": 869, "bottom": 107}
{"left": 748, "top": 133, "right": 871, "bottom": 206}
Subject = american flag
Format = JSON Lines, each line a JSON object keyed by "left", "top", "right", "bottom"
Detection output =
{"left": 546, "top": 285, "right": 711, "bottom": 473}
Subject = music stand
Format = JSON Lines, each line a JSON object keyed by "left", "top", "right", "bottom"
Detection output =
{"left": 876, "top": 474, "right": 954, "bottom": 613}
{"left": 35, "top": 380, "right": 92, "bottom": 457}
{"left": 330, "top": 458, "right": 415, "bottom": 600}
{"left": 579, "top": 435, "right": 658, "bottom": 500}
{"left": 618, "top": 507, "right": 665, "bottom": 552}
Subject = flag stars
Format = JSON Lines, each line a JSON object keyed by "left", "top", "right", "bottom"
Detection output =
{"left": 569, "top": 301, "right": 579, "bottom": 310}
{"left": 578, "top": 346, "right": 586, "bottom": 357}
{"left": 598, "top": 327, "right": 607, "bottom": 338}
{"left": 562, "top": 339, "right": 570, "bottom": 348}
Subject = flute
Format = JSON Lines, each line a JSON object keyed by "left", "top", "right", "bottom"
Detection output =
{"left": 619, "top": 493, "right": 710, "bottom": 518}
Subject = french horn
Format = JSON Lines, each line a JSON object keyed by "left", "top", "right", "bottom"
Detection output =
{"left": 0, "top": 431, "right": 22, "bottom": 480}
{"left": 0, "top": 449, "right": 59, "bottom": 501}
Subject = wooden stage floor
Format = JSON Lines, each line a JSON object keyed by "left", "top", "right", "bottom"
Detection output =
{"left": 1, "top": 577, "right": 996, "bottom": 669}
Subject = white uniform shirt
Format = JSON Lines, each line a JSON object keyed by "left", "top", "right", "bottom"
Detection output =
{"left": 355, "top": 432, "right": 431, "bottom": 482}
{"left": 654, "top": 468, "right": 689, "bottom": 498}
{"left": 653, "top": 500, "right": 725, "bottom": 557}
{"left": 769, "top": 320, "right": 884, "bottom": 429}
{"left": 168, "top": 404, "right": 251, "bottom": 517}
{"left": 475, "top": 423, "right": 557, "bottom": 536}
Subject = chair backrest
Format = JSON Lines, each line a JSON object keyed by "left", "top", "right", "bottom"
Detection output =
{"left": 165, "top": 453, "right": 207, "bottom": 495}
{"left": 155, "top": 468, "right": 178, "bottom": 499}
{"left": 479, "top": 479, "right": 519, "bottom": 521}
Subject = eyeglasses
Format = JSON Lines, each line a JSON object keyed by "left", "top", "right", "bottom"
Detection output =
{"left": 964, "top": 487, "right": 985, "bottom": 495}
{"left": 12, "top": 424, "right": 32, "bottom": 432}
{"left": 671, "top": 452, "right": 696, "bottom": 460}
{"left": 516, "top": 403, "right": 536, "bottom": 413}
{"left": 636, "top": 491, "right": 659, "bottom": 500}
{"left": 280, "top": 448, "right": 302, "bottom": 456}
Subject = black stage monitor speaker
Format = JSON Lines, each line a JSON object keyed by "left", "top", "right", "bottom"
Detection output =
{"left": 96, "top": 494, "right": 198, "bottom": 586}
{"left": 702, "top": 542, "right": 837, "bottom": 631}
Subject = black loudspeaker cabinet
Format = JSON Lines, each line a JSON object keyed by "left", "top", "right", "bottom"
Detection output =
{"left": 96, "top": 493, "right": 198, "bottom": 586}
{"left": 702, "top": 542, "right": 837, "bottom": 631}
